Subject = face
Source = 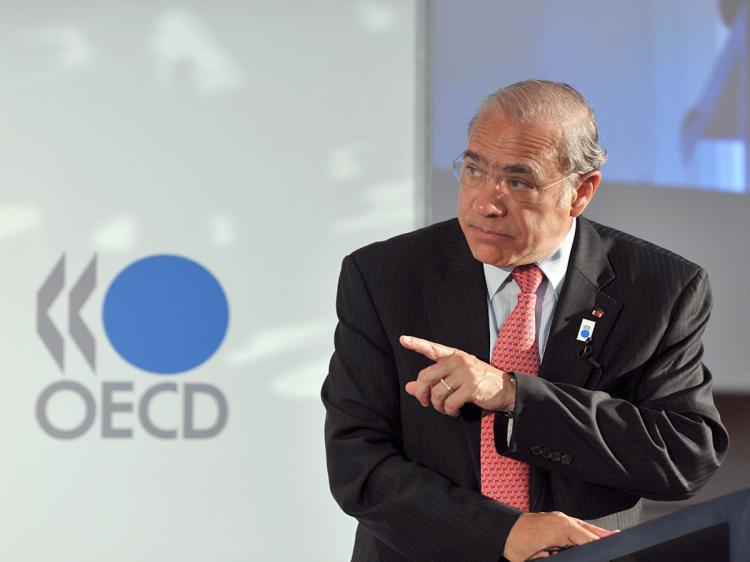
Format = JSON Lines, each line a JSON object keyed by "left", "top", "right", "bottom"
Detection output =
{"left": 457, "top": 110, "right": 600, "bottom": 267}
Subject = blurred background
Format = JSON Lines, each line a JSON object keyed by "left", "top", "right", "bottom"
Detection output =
{"left": 0, "top": 1, "right": 747, "bottom": 560}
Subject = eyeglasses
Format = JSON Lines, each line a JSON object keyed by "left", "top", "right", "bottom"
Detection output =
{"left": 451, "top": 153, "right": 577, "bottom": 204}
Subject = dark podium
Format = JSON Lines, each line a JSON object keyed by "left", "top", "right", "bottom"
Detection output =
{"left": 552, "top": 489, "right": 750, "bottom": 561}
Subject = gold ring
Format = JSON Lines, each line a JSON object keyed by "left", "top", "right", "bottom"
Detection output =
{"left": 440, "top": 378, "right": 453, "bottom": 391}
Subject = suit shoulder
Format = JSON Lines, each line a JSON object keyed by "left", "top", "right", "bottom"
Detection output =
{"left": 348, "top": 219, "right": 457, "bottom": 271}
{"left": 589, "top": 219, "right": 704, "bottom": 275}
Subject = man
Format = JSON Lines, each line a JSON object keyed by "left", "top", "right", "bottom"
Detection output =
{"left": 322, "top": 80, "right": 728, "bottom": 561}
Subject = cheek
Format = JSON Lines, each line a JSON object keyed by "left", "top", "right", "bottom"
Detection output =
{"left": 521, "top": 208, "right": 569, "bottom": 250}
{"left": 456, "top": 189, "right": 471, "bottom": 215}
{"left": 525, "top": 213, "right": 546, "bottom": 237}
{"left": 513, "top": 209, "right": 542, "bottom": 241}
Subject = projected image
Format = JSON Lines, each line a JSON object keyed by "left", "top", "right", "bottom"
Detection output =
{"left": 432, "top": 0, "right": 749, "bottom": 193}
{"left": 681, "top": 0, "right": 748, "bottom": 193}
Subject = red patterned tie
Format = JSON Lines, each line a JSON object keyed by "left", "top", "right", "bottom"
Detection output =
{"left": 480, "top": 264, "right": 543, "bottom": 511}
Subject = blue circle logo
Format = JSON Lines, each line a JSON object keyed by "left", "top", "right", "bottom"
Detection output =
{"left": 102, "top": 255, "right": 229, "bottom": 374}
{"left": 580, "top": 329, "right": 591, "bottom": 339}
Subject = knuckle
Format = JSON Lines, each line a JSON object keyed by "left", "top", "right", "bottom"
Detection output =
{"left": 444, "top": 400, "right": 461, "bottom": 416}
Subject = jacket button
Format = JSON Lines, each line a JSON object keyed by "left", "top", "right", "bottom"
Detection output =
{"left": 541, "top": 448, "right": 552, "bottom": 459}
{"left": 551, "top": 450, "right": 561, "bottom": 462}
{"left": 561, "top": 454, "right": 573, "bottom": 465}
{"left": 530, "top": 446, "right": 542, "bottom": 456}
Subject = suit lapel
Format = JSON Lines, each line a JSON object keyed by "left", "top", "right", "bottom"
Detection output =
{"left": 531, "top": 218, "right": 622, "bottom": 511}
{"left": 540, "top": 218, "right": 622, "bottom": 388}
{"left": 421, "top": 220, "right": 488, "bottom": 485}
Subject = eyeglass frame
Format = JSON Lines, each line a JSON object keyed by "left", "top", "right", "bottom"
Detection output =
{"left": 451, "top": 152, "right": 587, "bottom": 202}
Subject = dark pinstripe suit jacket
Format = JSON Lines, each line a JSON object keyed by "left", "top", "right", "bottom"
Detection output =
{"left": 322, "top": 217, "right": 729, "bottom": 562}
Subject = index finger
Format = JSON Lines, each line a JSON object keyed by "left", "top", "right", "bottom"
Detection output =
{"left": 575, "top": 520, "right": 620, "bottom": 539}
{"left": 566, "top": 523, "right": 601, "bottom": 546}
{"left": 399, "top": 335, "right": 457, "bottom": 362}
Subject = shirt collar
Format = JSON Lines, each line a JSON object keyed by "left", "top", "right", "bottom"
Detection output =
{"left": 482, "top": 218, "right": 577, "bottom": 299}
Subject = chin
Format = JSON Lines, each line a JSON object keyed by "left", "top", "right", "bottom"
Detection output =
{"left": 468, "top": 244, "right": 514, "bottom": 268}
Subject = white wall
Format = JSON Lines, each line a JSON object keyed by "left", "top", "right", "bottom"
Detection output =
{"left": 0, "top": 2, "right": 417, "bottom": 560}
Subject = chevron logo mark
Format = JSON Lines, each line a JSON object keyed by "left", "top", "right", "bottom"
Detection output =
{"left": 37, "top": 254, "right": 97, "bottom": 373}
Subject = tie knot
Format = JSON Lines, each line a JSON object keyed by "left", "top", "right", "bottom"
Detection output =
{"left": 512, "top": 264, "right": 543, "bottom": 294}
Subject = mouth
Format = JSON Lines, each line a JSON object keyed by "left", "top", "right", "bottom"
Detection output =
{"left": 470, "top": 225, "right": 509, "bottom": 239}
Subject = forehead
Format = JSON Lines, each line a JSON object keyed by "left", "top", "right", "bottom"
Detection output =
{"left": 467, "top": 112, "right": 560, "bottom": 176}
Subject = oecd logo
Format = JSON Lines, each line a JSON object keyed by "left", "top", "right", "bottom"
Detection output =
{"left": 36, "top": 254, "right": 230, "bottom": 440}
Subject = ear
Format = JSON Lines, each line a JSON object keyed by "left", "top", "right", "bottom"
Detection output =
{"left": 569, "top": 171, "right": 601, "bottom": 218}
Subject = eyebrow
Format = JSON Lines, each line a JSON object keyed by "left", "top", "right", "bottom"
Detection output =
{"left": 502, "top": 164, "right": 534, "bottom": 176}
{"left": 463, "top": 150, "right": 487, "bottom": 165}
{"left": 462, "top": 150, "right": 536, "bottom": 178}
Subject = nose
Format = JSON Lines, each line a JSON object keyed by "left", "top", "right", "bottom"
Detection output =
{"left": 472, "top": 180, "right": 507, "bottom": 217}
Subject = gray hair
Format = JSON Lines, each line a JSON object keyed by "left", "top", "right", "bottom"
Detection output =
{"left": 467, "top": 79, "right": 607, "bottom": 179}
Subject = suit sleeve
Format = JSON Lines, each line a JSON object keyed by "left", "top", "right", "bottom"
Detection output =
{"left": 500, "top": 268, "right": 729, "bottom": 500}
{"left": 322, "top": 255, "right": 521, "bottom": 562}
